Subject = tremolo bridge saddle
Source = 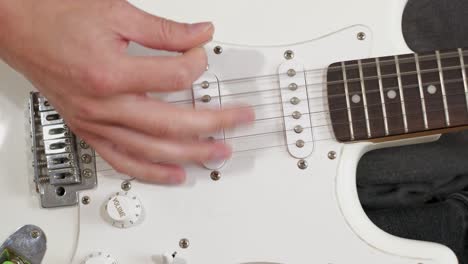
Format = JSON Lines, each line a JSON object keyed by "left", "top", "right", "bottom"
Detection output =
{"left": 29, "top": 92, "right": 97, "bottom": 208}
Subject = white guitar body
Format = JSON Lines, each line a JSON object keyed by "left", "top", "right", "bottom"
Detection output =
{"left": 0, "top": 0, "right": 459, "bottom": 263}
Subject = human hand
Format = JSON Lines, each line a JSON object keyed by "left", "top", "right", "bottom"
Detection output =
{"left": 0, "top": 0, "right": 254, "bottom": 184}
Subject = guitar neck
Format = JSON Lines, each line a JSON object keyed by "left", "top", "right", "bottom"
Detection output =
{"left": 327, "top": 48, "right": 468, "bottom": 142}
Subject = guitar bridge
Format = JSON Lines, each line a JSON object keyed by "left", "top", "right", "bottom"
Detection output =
{"left": 29, "top": 92, "right": 97, "bottom": 208}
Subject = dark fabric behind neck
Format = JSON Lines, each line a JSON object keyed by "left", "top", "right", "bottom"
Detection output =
{"left": 358, "top": 1, "right": 468, "bottom": 263}
{"left": 402, "top": 0, "right": 468, "bottom": 52}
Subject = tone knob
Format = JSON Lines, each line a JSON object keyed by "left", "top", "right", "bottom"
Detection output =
{"left": 104, "top": 192, "right": 143, "bottom": 228}
{"left": 83, "top": 252, "right": 117, "bottom": 264}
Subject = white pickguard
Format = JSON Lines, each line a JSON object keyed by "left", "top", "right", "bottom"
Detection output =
{"left": 0, "top": 0, "right": 458, "bottom": 263}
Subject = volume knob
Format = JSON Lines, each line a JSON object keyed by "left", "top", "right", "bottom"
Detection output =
{"left": 104, "top": 192, "right": 143, "bottom": 228}
{"left": 83, "top": 252, "right": 117, "bottom": 264}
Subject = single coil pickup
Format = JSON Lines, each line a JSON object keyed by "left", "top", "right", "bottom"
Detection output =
{"left": 48, "top": 168, "right": 80, "bottom": 185}
{"left": 42, "top": 124, "right": 70, "bottom": 140}
{"left": 46, "top": 153, "right": 74, "bottom": 170}
{"left": 44, "top": 138, "right": 73, "bottom": 155}
{"left": 40, "top": 110, "right": 63, "bottom": 126}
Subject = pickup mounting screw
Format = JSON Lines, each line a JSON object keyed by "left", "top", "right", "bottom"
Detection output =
{"left": 214, "top": 46, "right": 223, "bottom": 54}
{"left": 328, "top": 151, "right": 337, "bottom": 160}
{"left": 210, "top": 170, "right": 221, "bottom": 181}
{"left": 179, "top": 238, "right": 190, "bottom": 249}
{"left": 284, "top": 50, "right": 294, "bottom": 60}
{"left": 30, "top": 230, "right": 41, "bottom": 239}
{"left": 357, "top": 32, "right": 366, "bottom": 40}
{"left": 82, "top": 196, "right": 91, "bottom": 205}
{"left": 297, "top": 159, "right": 308, "bottom": 170}
{"left": 121, "top": 180, "right": 132, "bottom": 191}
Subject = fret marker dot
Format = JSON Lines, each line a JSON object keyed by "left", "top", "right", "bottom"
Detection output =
{"left": 427, "top": 84, "right": 437, "bottom": 94}
{"left": 351, "top": 94, "right": 361, "bottom": 104}
{"left": 387, "top": 90, "right": 397, "bottom": 99}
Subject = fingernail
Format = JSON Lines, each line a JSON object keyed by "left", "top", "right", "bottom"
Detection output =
{"left": 189, "top": 22, "right": 214, "bottom": 34}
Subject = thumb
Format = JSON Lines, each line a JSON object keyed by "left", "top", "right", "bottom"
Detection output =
{"left": 114, "top": 2, "right": 214, "bottom": 51}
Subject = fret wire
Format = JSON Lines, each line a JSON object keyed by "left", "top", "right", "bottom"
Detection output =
{"left": 436, "top": 50, "right": 451, "bottom": 126}
{"left": 394, "top": 55, "right": 409, "bottom": 133}
{"left": 375, "top": 57, "right": 389, "bottom": 135}
{"left": 414, "top": 53, "right": 429, "bottom": 129}
{"left": 459, "top": 48, "right": 468, "bottom": 113}
{"left": 358, "top": 60, "right": 372, "bottom": 138}
{"left": 341, "top": 62, "right": 355, "bottom": 140}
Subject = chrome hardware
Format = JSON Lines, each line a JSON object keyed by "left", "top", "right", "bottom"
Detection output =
{"left": 357, "top": 32, "right": 366, "bottom": 40}
{"left": 328, "top": 151, "right": 337, "bottom": 160}
{"left": 121, "top": 180, "right": 132, "bottom": 191}
{"left": 278, "top": 61, "right": 314, "bottom": 159}
{"left": 213, "top": 46, "right": 223, "bottom": 54}
{"left": 81, "top": 196, "right": 91, "bottom": 205}
{"left": 287, "top": 69, "right": 296, "bottom": 77}
{"left": 297, "top": 159, "right": 308, "bottom": 170}
{"left": 284, "top": 50, "right": 294, "bottom": 60}
{"left": 210, "top": 170, "right": 221, "bottom": 181}
{"left": 30, "top": 92, "right": 97, "bottom": 208}
{"left": 192, "top": 73, "right": 226, "bottom": 170}
{"left": 179, "top": 238, "right": 190, "bottom": 249}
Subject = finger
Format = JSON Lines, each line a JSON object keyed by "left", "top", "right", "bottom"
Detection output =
{"left": 91, "top": 94, "right": 255, "bottom": 138}
{"left": 76, "top": 120, "right": 232, "bottom": 163}
{"left": 111, "top": 48, "right": 207, "bottom": 93}
{"left": 78, "top": 129, "right": 186, "bottom": 184}
{"left": 113, "top": 1, "right": 214, "bottom": 51}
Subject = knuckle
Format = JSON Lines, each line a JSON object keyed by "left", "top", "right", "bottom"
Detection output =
{"left": 84, "top": 65, "right": 117, "bottom": 96}
{"left": 158, "top": 18, "right": 175, "bottom": 43}
{"left": 73, "top": 100, "right": 101, "bottom": 121}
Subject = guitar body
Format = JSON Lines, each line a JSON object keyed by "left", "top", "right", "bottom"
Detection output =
{"left": 0, "top": 0, "right": 459, "bottom": 263}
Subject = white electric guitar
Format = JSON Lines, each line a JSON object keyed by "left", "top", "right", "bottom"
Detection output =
{"left": 1, "top": 0, "right": 466, "bottom": 263}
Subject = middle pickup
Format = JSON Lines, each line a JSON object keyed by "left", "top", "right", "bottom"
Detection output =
{"left": 278, "top": 60, "right": 314, "bottom": 159}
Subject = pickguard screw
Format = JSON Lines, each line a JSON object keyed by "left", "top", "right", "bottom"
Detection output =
{"left": 82, "top": 196, "right": 91, "bottom": 205}
{"left": 83, "top": 169, "right": 93, "bottom": 178}
{"left": 284, "top": 50, "right": 294, "bottom": 60}
{"left": 328, "top": 151, "right": 337, "bottom": 160}
{"left": 81, "top": 154, "right": 92, "bottom": 164}
{"left": 179, "top": 238, "right": 190, "bottom": 249}
{"left": 201, "top": 81, "right": 210, "bottom": 89}
{"left": 121, "top": 180, "right": 132, "bottom": 191}
{"left": 357, "top": 32, "right": 366, "bottom": 40}
{"left": 287, "top": 69, "right": 296, "bottom": 77}
{"left": 210, "top": 171, "right": 221, "bottom": 181}
{"left": 79, "top": 140, "right": 89, "bottom": 149}
{"left": 297, "top": 159, "right": 308, "bottom": 170}
{"left": 30, "top": 230, "right": 40, "bottom": 239}
{"left": 214, "top": 46, "right": 223, "bottom": 54}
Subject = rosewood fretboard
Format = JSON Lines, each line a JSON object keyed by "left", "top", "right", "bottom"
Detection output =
{"left": 327, "top": 48, "right": 468, "bottom": 142}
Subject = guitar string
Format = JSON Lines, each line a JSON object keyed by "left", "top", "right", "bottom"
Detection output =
{"left": 190, "top": 49, "right": 468, "bottom": 88}
{"left": 93, "top": 102, "right": 468, "bottom": 166}
{"left": 167, "top": 63, "right": 468, "bottom": 107}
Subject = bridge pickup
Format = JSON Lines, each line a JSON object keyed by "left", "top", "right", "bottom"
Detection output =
{"left": 278, "top": 61, "right": 314, "bottom": 159}
{"left": 30, "top": 92, "right": 97, "bottom": 208}
{"left": 192, "top": 72, "right": 226, "bottom": 170}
